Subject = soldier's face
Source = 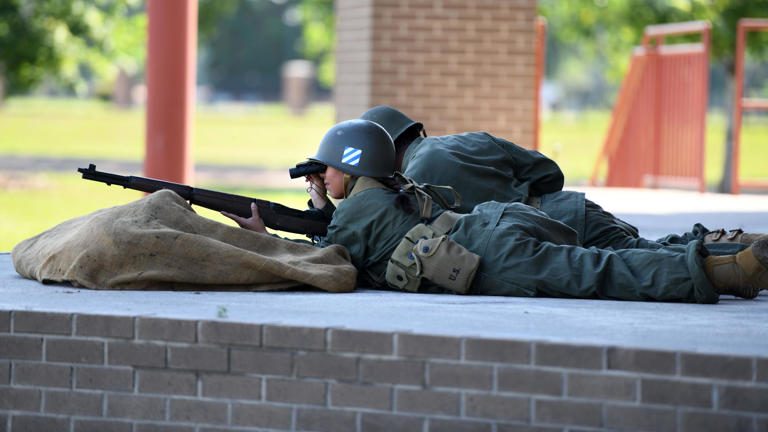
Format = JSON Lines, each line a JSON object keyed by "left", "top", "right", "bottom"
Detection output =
{"left": 321, "top": 166, "right": 345, "bottom": 199}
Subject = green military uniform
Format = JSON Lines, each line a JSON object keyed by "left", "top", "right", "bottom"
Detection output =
{"left": 319, "top": 180, "right": 723, "bottom": 303}
{"left": 400, "top": 132, "right": 709, "bottom": 249}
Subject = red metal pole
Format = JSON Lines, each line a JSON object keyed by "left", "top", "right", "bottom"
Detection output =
{"left": 144, "top": 0, "right": 198, "bottom": 184}
{"left": 698, "top": 25, "right": 710, "bottom": 193}
{"left": 533, "top": 17, "right": 547, "bottom": 151}
{"left": 651, "top": 35, "right": 664, "bottom": 189}
{"left": 731, "top": 20, "right": 746, "bottom": 195}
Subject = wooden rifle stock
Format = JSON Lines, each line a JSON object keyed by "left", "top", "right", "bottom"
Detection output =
{"left": 78, "top": 164, "right": 329, "bottom": 237}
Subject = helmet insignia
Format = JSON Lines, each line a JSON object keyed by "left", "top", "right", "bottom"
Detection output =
{"left": 342, "top": 147, "right": 362, "bottom": 166}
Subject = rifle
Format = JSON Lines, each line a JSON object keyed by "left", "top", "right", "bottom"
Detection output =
{"left": 78, "top": 164, "right": 329, "bottom": 237}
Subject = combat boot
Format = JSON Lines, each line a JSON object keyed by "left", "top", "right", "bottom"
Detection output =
{"left": 705, "top": 237, "right": 768, "bottom": 299}
{"left": 704, "top": 228, "right": 766, "bottom": 244}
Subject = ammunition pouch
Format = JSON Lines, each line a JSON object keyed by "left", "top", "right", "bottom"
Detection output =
{"left": 385, "top": 211, "right": 480, "bottom": 294}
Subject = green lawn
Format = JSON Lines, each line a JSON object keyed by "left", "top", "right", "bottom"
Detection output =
{"left": 1, "top": 97, "right": 766, "bottom": 252}
{"left": 0, "top": 97, "right": 334, "bottom": 167}
{"left": 538, "top": 110, "right": 768, "bottom": 185}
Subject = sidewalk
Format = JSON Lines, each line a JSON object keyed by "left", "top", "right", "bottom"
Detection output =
{"left": 573, "top": 186, "right": 768, "bottom": 240}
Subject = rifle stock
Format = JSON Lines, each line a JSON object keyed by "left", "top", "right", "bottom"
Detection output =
{"left": 78, "top": 164, "right": 329, "bottom": 237}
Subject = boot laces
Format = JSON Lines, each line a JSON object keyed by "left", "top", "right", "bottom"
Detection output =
{"left": 710, "top": 228, "right": 744, "bottom": 241}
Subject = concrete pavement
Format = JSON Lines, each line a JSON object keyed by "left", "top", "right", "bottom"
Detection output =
{"left": 2, "top": 252, "right": 767, "bottom": 357}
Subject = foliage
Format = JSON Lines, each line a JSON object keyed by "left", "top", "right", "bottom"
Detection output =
{"left": 297, "top": 0, "right": 334, "bottom": 89}
{"left": 204, "top": 0, "right": 302, "bottom": 100}
{"left": 0, "top": 0, "right": 336, "bottom": 100}
{"left": 0, "top": 0, "right": 144, "bottom": 98}
{"left": 197, "top": 0, "right": 239, "bottom": 46}
{"left": 539, "top": 0, "right": 768, "bottom": 108}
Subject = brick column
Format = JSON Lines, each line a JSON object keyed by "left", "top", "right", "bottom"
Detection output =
{"left": 335, "top": 0, "right": 538, "bottom": 147}
{"left": 335, "top": 0, "right": 374, "bottom": 121}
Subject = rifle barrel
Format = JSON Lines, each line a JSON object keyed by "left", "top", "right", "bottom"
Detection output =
{"left": 78, "top": 164, "right": 329, "bottom": 237}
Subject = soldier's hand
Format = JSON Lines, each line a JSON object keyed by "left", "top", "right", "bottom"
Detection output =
{"left": 221, "top": 202, "right": 267, "bottom": 234}
{"left": 306, "top": 174, "right": 328, "bottom": 209}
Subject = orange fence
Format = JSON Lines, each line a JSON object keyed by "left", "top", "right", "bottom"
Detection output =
{"left": 731, "top": 18, "right": 768, "bottom": 194}
{"left": 533, "top": 17, "right": 547, "bottom": 151}
{"left": 591, "top": 21, "right": 710, "bottom": 192}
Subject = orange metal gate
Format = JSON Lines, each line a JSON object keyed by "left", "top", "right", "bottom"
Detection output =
{"left": 731, "top": 18, "right": 768, "bottom": 194}
{"left": 591, "top": 21, "right": 710, "bottom": 192}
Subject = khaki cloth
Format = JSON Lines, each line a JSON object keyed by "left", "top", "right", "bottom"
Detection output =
{"left": 12, "top": 190, "right": 356, "bottom": 292}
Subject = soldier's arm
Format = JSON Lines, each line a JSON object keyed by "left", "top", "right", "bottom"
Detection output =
{"left": 492, "top": 136, "right": 564, "bottom": 194}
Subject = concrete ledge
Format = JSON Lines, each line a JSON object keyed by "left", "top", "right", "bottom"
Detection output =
{"left": 2, "top": 252, "right": 768, "bottom": 431}
{"left": 1, "top": 309, "right": 767, "bottom": 432}
{"left": 2, "top": 254, "right": 768, "bottom": 358}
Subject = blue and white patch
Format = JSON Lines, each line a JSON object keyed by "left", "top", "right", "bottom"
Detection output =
{"left": 342, "top": 146, "right": 362, "bottom": 166}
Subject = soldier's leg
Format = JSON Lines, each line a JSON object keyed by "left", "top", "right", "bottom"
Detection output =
{"left": 477, "top": 235, "right": 764, "bottom": 302}
{"left": 655, "top": 223, "right": 709, "bottom": 245}
{"left": 474, "top": 236, "right": 717, "bottom": 303}
{"left": 582, "top": 200, "right": 765, "bottom": 249}
{"left": 464, "top": 203, "right": 716, "bottom": 302}
{"left": 581, "top": 199, "right": 665, "bottom": 250}
{"left": 539, "top": 193, "right": 661, "bottom": 249}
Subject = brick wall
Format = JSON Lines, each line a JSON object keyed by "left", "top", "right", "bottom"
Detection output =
{"left": 335, "top": 0, "right": 539, "bottom": 148}
{"left": 1, "top": 309, "right": 768, "bottom": 431}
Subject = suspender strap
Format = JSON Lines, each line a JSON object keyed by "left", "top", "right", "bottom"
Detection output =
{"left": 393, "top": 173, "right": 461, "bottom": 219}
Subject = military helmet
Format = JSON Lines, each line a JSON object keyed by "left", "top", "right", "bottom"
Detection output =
{"left": 309, "top": 119, "right": 395, "bottom": 178}
{"left": 359, "top": 106, "right": 422, "bottom": 142}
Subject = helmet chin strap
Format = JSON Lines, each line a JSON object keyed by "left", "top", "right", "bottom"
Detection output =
{"left": 343, "top": 174, "right": 354, "bottom": 198}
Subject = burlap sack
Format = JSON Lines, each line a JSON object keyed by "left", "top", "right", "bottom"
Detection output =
{"left": 11, "top": 190, "right": 356, "bottom": 292}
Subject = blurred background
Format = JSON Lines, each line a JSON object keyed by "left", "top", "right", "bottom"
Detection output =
{"left": 1, "top": 0, "right": 766, "bottom": 251}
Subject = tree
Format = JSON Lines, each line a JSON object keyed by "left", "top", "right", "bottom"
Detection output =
{"left": 196, "top": 0, "right": 334, "bottom": 97}
{"left": 203, "top": 0, "right": 302, "bottom": 100}
{"left": 197, "top": 0, "right": 239, "bottom": 45}
{"left": 297, "top": 0, "right": 334, "bottom": 90}
{"left": 0, "top": 0, "right": 142, "bottom": 105}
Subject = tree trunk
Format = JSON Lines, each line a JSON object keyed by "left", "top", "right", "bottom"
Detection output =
{"left": 716, "top": 69, "right": 736, "bottom": 193}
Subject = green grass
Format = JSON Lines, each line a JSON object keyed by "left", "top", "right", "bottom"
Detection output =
{"left": 539, "top": 110, "right": 768, "bottom": 185}
{"left": 0, "top": 97, "right": 334, "bottom": 167}
{"left": 1, "top": 97, "right": 766, "bottom": 251}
